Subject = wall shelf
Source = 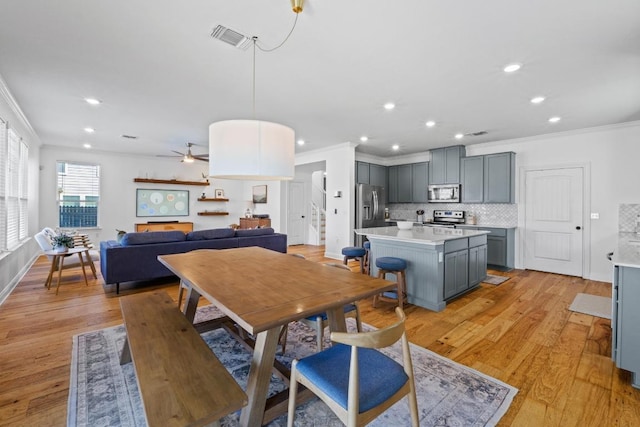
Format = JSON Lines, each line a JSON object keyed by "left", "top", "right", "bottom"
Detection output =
{"left": 197, "top": 212, "right": 229, "bottom": 216}
{"left": 134, "top": 178, "right": 209, "bottom": 186}
{"left": 198, "top": 198, "right": 229, "bottom": 202}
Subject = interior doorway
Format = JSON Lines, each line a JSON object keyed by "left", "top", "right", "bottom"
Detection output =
{"left": 523, "top": 166, "right": 586, "bottom": 277}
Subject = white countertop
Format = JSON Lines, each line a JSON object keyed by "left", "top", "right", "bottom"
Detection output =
{"left": 355, "top": 226, "right": 489, "bottom": 245}
{"left": 455, "top": 224, "right": 517, "bottom": 230}
{"left": 611, "top": 232, "right": 640, "bottom": 268}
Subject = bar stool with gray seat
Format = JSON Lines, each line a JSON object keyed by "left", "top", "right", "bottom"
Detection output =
{"left": 341, "top": 246, "right": 366, "bottom": 273}
{"left": 372, "top": 256, "right": 408, "bottom": 310}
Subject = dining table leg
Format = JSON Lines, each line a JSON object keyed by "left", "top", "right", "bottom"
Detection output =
{"left": 239, "top": 326, "right": 280, "bottom": 427}
{"left": 326, "top": 306, "right": 348, "bottom": 333}
{"left": 182, "top": 284, "right": 201, "bottom": 322}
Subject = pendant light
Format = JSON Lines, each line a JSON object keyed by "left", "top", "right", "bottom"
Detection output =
{"left": 208, "top": 1, "right": 304, "bottom": 181}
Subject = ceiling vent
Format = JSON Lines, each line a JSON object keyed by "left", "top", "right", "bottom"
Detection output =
{"left": 210, "top": 25, "right": 252, "bottom": 50}
{"left": 466, "top": 131, "right": 488, "bottom": 137}
{"left": 121, "top": 134, "right": 138, "bottom": 139}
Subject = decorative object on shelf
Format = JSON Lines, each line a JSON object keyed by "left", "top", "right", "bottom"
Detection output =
{"left": 136, "top": 189, "right": 189, "bottom": 217}
{"left": 51, "top": 232, "right": 75, "bottom": 253}
{"left": 215, "top": 188, "right": 225, "bottom": 198}
{"left": 252, "top": 185, "right": 267, "bottom": 203}
{"left": 209, "top": 7, "right": 304, "bottom": 181}
{"left": 201, "top": 192, "right": 206, "bottom": 199}
{"left": 133, "top": 178, "right": 208, "bottom": 186}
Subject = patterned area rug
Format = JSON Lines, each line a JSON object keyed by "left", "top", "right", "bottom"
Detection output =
{"left": 68, "top": 306, "right": 518, "bottom": 427}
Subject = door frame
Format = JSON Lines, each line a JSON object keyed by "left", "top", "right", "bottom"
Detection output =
{"left": 517, "top": 162, "right": 591, "bottom": 278}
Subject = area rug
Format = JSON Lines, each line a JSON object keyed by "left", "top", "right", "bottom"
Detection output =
{"left": 68, "top": 306, "right": 518, "bottom": 427}
{"left": 482, "top": 274, "right": 510, "bottom": 285}
{"left": 569, "top": 293, "right": 612, "bottom": 319}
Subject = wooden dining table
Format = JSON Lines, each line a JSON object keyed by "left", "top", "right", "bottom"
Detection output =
{"left": 157, "top": 246, "right": 397, "bottom": 427}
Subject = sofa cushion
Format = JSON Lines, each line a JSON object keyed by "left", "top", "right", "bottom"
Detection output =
{"left": 120, "top": 230, "right": 186, "bottom": 246}
{"left": 235, "top": 227, "right": 275, "bottom": 237}
{"left": 186, "top": 228, "right": 235, "bottom": 241}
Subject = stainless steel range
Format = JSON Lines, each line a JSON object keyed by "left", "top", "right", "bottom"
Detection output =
{"left": 426, "top": 210, "right": 466, "bottom": 228}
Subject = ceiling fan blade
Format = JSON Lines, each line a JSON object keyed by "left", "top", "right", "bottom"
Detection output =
{"left": 156, "top": 154, "right": 182, "bottom": 158}
{"left": 171, "top": 150, "right": 186, "bottom": 156}
{"left": 192, "top": 155, "right": 209, "bottom": 162}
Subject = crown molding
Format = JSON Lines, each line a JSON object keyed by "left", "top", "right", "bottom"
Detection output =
{"left": 0, "top": 74, "right": 40, "bottom": 144}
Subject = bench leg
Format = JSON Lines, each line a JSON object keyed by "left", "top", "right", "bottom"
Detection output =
{"left": 120, "top": 337, "right": 131, "bottom": 365}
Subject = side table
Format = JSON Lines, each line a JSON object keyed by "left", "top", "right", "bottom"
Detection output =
{"left": 43, "top": 247, "right": 91, "bottom": 295}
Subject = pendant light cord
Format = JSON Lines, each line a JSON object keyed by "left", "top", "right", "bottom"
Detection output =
{"left": 256, "top": 13, "right": 299, "bottom": 53}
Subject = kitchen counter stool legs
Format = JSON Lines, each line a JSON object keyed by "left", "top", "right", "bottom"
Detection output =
{"left": 341, "top": 246, "right": 366, "bottom": 274}
{"left": 373, "top": 257, "right": 408, "bottom": 310}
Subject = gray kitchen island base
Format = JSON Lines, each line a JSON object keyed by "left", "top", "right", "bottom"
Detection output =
{"left": 358, "top": 226, "right": 488, "bottom": 312}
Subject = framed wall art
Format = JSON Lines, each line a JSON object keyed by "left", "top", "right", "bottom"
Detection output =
{"left": 136, "top": 189, "right": 189, "bottom": 217}
{"left": 252, "top": 185, "right": 267, "bottom": 204}
{"left": 215, "top": 188, "right": 225, "bottom": 198}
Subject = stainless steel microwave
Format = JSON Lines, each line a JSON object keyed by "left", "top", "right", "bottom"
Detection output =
{"left": 427, "top": 184, "right": 460, "bottom": 203}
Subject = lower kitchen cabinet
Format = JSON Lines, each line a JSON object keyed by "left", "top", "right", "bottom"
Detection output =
{"left": 443, "top": 235, "right": 487, "bottom": 300}
{"left": 459, "top": 226, "right": 514, "bottom": 270}
{"left": 612, "top": 265, "right": 640, "bottom": 388}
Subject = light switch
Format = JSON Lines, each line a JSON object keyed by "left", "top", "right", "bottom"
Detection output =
{"left": 590, "top": 213, "right": 599, "bottom": 219}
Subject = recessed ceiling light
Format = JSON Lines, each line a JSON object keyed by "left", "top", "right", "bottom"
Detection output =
{"left": 384, "top": 102, "right": 395, "bottom": 111}
{"left": 391, "top": 144, "right": 400, "bottom": 151}
{"left": 297, "top": 139, "right": 305, "bottom": 146}
{"left": 455, "top": 133, "right": 464, "bottom": 140}
{"left": 84, "top": 98, "right": 101, "bottom": 105}
{"left": 360, "top": 136, "right": 368, "bottom": 142}
{"left": 531, "top": 96, "right": 546, "bottom": 104}
{"left": 549, "top": 116, "right": 561, "bottom": 123}
{"left": 425, "top": 121, "right": 436, "bottom": 128}
{"left": 503, "top": 63, "right": 522, "bottom": 73}
{"left": 83, "top": 143, "right": 91, "bottom": 149}
{"left": 84, "top": 127, "right": 95, "bottom": 133}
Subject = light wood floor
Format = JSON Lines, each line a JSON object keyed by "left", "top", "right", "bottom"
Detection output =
{"left": 1, "top": 245, "right": 639, "bottom": 426}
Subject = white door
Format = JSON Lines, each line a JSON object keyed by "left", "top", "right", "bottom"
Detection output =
{"left": 524, "top": 167, "right": 584, "bottom": 276}
{"left": 287, "top": 181, "right": 305, "bottom": 245}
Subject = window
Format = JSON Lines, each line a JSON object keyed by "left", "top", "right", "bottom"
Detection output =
{"left": 56, "top": 161, "right": 100, "bottom": 228}
{"left": 0, "top": 120, "right": 29, "bottom": 251}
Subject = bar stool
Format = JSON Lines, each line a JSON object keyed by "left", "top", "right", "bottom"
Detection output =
{"left": 373, "top": 256, "right": 408, "bottom": 310}
{"left": 341, "top": 246, "right": 366, "bottom": 273}
{"left": 363, "top": 241, "right": 371, "bottom": 275}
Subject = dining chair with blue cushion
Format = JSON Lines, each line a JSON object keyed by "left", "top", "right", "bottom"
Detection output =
{"left": 287, "top": 307, "right": 419, "bottom": 427}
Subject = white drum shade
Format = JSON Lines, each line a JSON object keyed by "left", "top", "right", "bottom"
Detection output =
{"left": 209, "top": 120, "right": 295, "bottom": 180}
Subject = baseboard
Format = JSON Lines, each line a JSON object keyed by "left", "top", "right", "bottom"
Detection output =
{"left": 0, "top": 253, "right": 39, "bottom": 306}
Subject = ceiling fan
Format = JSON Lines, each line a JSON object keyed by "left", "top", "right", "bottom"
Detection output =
{"left": 157, "top": 142, "right": 209, "bottom": 163}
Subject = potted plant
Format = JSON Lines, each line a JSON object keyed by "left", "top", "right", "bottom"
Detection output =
{"left": 51, "top": 233, "right": 74, "bottom": 253}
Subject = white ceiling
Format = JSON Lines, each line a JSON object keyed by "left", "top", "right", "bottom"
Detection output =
{"left": 1, "top": 0, "right": 639, "bottom": 159}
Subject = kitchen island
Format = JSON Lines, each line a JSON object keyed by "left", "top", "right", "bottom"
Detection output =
{"left": 610, "top": 232, "right": 640, "bottom": 389}
{"left": 356, "top": 226, "right": 489, "bottom": 312}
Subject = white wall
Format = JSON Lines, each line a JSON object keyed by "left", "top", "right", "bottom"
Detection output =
{"left": 296, "top": 143, "right": 357, "bottom": 259}
{"left": 38, "top": 146, "right": 288, "bottom": 245}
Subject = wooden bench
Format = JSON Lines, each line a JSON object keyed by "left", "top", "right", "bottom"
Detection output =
{"left": 119, "top": 291, "right": 247, "bottom": 427}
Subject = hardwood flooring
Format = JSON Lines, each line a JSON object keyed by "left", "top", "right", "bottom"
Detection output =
{"left": 1, "top": 245, "right": 639, "bottom": 426}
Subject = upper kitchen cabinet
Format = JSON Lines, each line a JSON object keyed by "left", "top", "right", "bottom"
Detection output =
{"left": 356, "top": 161, "right": 387, "bottom": 188}
{"left": 461, "top": 152, "right": 516, "bottom": 203}
{"left": 429, "top": 145, "right": 466, "bottom": 184}
{"left": 411, "top": 162, "right": 429, "bottom": 203}
{"left": 484, "top": 152, "right": 515, "bottom": 203}
{"left": 461, "top": 156, "right": 484, "bottom": 203}
{"left": 388, "top": 162, "right": 428, "bottom": 203}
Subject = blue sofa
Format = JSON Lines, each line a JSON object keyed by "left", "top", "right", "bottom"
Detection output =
{"left": 100, "top": 227, "right": 287, "bottom": 293}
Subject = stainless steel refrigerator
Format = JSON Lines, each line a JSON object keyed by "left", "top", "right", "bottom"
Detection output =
{"left": 355, "top": 183, "right": 387, "bottom": 246}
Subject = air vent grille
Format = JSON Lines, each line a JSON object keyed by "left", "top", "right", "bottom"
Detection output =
{"left": 210, "top": 25, "right": 252, "bottom": 50}
{"left": 121, "top": 134, "right": 138, "bottom": 139}
{"left": 466, "top": 131, "right": 488, "bottom": 137}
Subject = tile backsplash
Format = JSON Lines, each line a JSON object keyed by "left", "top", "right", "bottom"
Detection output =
{"left": 619, "top": 204, "right": 640, "bottom": 232}
{"left": 389, "top": 203, "right": 518, "bottom": 227}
